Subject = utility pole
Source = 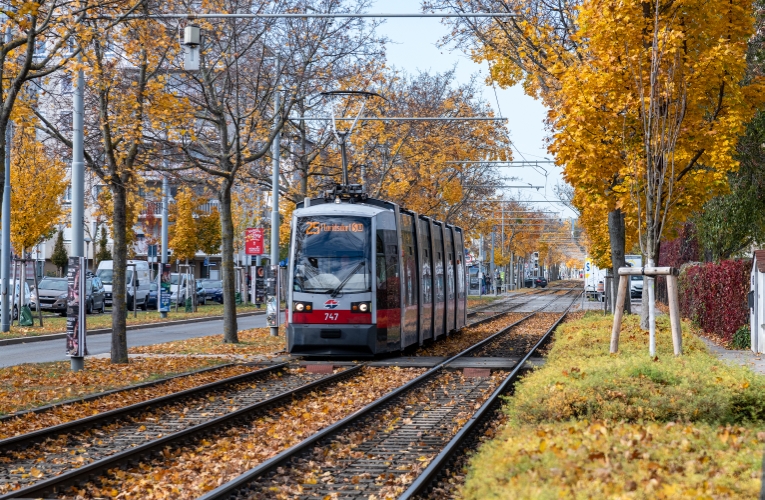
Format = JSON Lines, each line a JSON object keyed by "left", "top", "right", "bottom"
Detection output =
{"left": 269, "top": 89, "right": 280, "bottom": 336}
{"left": 70, "top": 61, "right": 85, "bottom": 371}
{"left": 0, "top": 21, "right": 11, "bottom": 333}
{"left": 490, "top": 232, "right": 495, "bottom": 294}
{"left": 160, "top": 174, "right": 169, "bottom": 318}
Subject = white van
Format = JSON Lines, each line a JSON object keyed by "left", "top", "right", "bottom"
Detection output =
{"left": 96, "top": 260, "right": 151, "bottom": 310}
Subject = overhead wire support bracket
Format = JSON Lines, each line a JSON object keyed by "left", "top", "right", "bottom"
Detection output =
{"left": 289, "top": 117, "right": 507, "bottom": 121}
{"left": 97, "top": 13, "right": 519, "bottom": 20}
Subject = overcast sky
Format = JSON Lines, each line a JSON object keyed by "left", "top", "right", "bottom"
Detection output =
{"left": 372, "top": 0, "right": 577, "bottom": 219}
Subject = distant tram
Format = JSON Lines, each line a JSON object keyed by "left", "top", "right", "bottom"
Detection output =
{"left": 286, "top": 186, "right": 467, "bottom": 357}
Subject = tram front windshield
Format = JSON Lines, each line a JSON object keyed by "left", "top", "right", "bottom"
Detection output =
{"left": 293, "top": 216, "right": 372, "bottom": 294}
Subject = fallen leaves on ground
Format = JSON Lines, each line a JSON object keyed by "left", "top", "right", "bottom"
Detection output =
{"left": 416, "top": 314, "right": 528, "bottom": 357}
{"left": 129, "top": 327, "right": 286, "bottom": 356}
{"left": 69, "top": 367, "right": 424, "bottom": 499}
{"left": 462, "top": 420, "right": 763, "bottom": 499}
{"left": 0, "top": 359, "right": 247, "bottom": 436}
{"left": 259, "top": 370, "right": 506, "bottom": 499}
{"left": 472, "top": 313, "right": 561, "bottom": 357}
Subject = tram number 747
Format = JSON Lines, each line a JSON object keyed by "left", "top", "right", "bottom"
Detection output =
{"left": 324, "top": 313, "right": 339, "bottom": 321}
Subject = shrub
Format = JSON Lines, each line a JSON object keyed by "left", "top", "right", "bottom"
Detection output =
{"left": 678, "top": 259, "right": 750, "bottom": 343}
{"left": 732, "top": 325, "right": 751, "bottom": 350}
{"left": 506, "top": 313, "right": 765, "bottom": 426}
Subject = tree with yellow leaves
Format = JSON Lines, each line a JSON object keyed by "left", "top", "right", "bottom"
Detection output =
{"left": 37, "top": 7, "right": 188, "bottom": 363}
{"left": 169, "top": 187, "right": 198, "bottom": 263}
{"left": 9, "top": 123, "right": 67, "bottom": 255}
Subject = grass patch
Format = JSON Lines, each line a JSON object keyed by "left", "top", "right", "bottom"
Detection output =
{"left": 129, "top": 327, "right": 287, "bottom": 356}
{"left": 0, "top": 303, "right": 263, "bottom": 340}
{"left": 461, "top": 312, "right": 765, "bottom": 499}
{"left": 0, "top": 357, "right": 227, "bottom": 416}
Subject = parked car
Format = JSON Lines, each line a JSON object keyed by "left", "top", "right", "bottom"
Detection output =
{"left": 147, "top": 282, "right": 158, "bottom": 309}
{"left": 169, "top": 273, "right": 207, "bottom": 306}
{"left": 32, "top": 277, "right": 106, "bottom": 315}
{"left": 630, "top": 275, "right": 644, "bottom": 298}
{"left": 533, "top": 276, "right": 548, "bottom": 288}
{"left": 197, "top": 279, "right": 223, "bottom": 304}
{"left": 524, "top": 276, "right": 534, "bottom": 288}
{"left": 0, "top": 281, "right": 32, "bottom": 319}
{"left": 96, "top": 260, "right": 151, "bottom": 310}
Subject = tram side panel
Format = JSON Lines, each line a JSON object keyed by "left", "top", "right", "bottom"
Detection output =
{"left": 418, "top": 217, "right": 434, "bottom": 343}
{"left": 375, "top": 210, "right": 402, "bottom": 352}
{"left": 454, "top": 227, "right": 467, "bottom": 330}
{"left": 444, "top": 226, "right": 456, "bottom": 334}
{"left": 400, "top": 213, "right": 419, "bottom": 348}
{"left": 432, "top": 221, "right": 446, "bottom": 338}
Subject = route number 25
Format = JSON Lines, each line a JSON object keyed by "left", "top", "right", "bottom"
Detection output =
{"left": 324, "top": 313, "right": 339, "bottom": 321}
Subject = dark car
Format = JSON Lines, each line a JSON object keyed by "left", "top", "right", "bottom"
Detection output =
{"left": 524, "top": 276, "right": 534, "bottom": 287}
{"left": 147, "top": 282, "right": 158, "bottom": 309}
{"left": 198, "top": 279, "right": 224, "bottom": 303}
{"left": 33, "top": 277, "right": 106, "bottom": 315}
{"left": 534, "top": 276, "right": 548, "bottom": 288}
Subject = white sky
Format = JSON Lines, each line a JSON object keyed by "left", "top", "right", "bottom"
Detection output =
{"left": 373, "top": 0, "right": 577, "bottom": 219}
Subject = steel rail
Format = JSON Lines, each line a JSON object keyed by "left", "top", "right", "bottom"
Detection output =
{"left": 197, "top": 288, "right": 582, "bottom": 500}
{"left": 0, "top": 362, "right": 239, "bottom": 423}
{"left": 398, "top": 290, "right": 583, "bottom": 499}
{"left": 0, "top": 363, "right": 288, "bottom": 453}
{"left": 0, "top": 365, "right": 364, "bottom": 500}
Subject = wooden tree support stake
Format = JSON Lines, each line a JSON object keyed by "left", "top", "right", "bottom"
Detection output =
{"left": 610, "top": 266, "right": 682, "bottom": 356}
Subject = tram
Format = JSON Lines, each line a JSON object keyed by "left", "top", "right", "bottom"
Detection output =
{"left": 286, "top": 184, "right": 467, "bottom": 357}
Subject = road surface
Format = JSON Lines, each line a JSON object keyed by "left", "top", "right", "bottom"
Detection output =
{"left": 0, "top": 314, "right": 279, "bottom": 368}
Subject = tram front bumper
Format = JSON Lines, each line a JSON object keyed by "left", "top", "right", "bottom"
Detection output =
{"left": 288, "top": 324, "right": 379, "bottom": 357}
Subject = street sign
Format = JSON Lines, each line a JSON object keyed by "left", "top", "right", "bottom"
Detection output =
{"left": 255, "top": 265, "right": 266, "bottom": 304}
{"left": 245, "top": 228, "right": 264, "bottom": 255}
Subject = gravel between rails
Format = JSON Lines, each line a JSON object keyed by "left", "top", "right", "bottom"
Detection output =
{"left": 51, "top": 367, "right": 425, "bottom": 500}
{"left": 469, "top": 313, "right": 561, "bottom": 358}
{"left": 0, "top": 367, "right": 328, "bottom": 494}
{"left": 239, "top": 370, "right": 508, "bottom": 500}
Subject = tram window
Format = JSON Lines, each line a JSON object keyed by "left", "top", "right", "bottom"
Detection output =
{"left": 293, "top": 216, "right": 371, "bottom": 294}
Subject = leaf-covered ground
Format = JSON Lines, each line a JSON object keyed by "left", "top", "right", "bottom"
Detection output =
{"left": 129, "top": 327, "right": 287, "bottom": 356}
{"left": 460, "top": 313, "right": 765, "bottom": 499}
{"left": 0, "top": 357, "right": 236, "bottom": 423}
{"left": 68, "top": 367, "right": 425, "bottom": 499}
{"left": 416, "top": 313, "right": 529, "bottom": 357}
{"left": 0, "top": 303, "right": 263, "bottom": 340}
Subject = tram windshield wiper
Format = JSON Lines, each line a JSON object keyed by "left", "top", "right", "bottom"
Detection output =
{"left": 329, "top": 261, "right": 366, "bottom": 298}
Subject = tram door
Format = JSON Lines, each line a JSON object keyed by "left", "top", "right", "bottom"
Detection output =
{"left": 444, "top": 227, "right": 456, "bottom": 333}
{"left": 375, "top": 211, "right": 401, "bottom": 349}
{"left": 454, "top": 228, "right": 466, "bottom": 330}
{"left": 432, "top": 222, "right": 445, "bottom": 338}
{"left": 400, "top": 213, "right": 418, "bottom": 348}
{"left": 418, "top": 217, "right": 433, "bottom": 342}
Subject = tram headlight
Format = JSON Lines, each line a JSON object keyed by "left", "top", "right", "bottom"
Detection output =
{"left": 351, "top": 301, "right": 371, "bottom": 313}
{"left": 293, "top": 301, "right": 312, "bottom": 312}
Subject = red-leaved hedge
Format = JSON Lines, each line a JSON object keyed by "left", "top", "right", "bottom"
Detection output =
{"left": 678, "top": 259, "right": 751, "bottom": 343}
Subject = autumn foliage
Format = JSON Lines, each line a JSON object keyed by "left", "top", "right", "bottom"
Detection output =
{"left": 678, "top": 260, "right": 751, "bottom": 344}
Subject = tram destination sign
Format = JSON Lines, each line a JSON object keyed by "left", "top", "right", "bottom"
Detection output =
{"left": 305, "top": 221, "right": 364, "bottom": 235}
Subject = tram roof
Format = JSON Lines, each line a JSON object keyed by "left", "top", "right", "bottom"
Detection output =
{"left": 293, "top": 199, "right": 392, "bottom": 218}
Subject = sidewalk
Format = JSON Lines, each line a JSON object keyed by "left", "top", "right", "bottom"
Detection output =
{"left": 699, "top": 337, "right": 765, "bottom": 376}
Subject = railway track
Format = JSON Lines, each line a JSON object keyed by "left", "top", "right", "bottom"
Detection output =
{"left": 0, "top": 285, "right": 580, "bottom": 499}
{"left": 193, "top": 288, "right": 582, "bottom": 500}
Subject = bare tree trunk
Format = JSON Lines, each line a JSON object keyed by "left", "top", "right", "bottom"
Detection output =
{"left": 608, "top": 209, "right": 631, "bottom": 315}
{"left": 110, "top": 180, "right": 129, "bottom": 363}
{"left": 219, "top": 182, "right": 238, "bottom": 343}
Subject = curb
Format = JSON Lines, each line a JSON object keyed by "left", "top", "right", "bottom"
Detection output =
{"left": 0, "top": 310, "right": 265, "bottom": 347}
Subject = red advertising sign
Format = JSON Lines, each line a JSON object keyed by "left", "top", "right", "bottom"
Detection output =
{"left": 245, "top": 227, "right": 264, "bottom": 255}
